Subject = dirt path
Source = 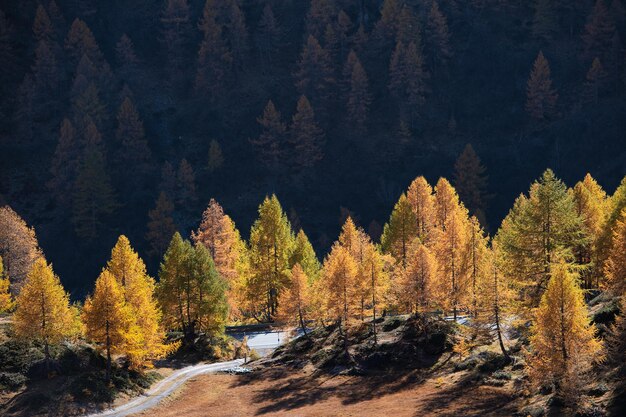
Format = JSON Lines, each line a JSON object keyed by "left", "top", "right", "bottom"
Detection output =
{"left": 86, "top": 359, "right": 244, "bottom": 417}
{"left": 139, "top": 366, "right": 518, "bottom": 417}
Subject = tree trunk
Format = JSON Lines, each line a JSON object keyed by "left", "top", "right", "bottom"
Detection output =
{"left": 106, "top": 320, "right": 111, "bottom": 384}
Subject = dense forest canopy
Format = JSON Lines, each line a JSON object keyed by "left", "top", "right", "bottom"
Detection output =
{"left": 0, "top": 0, "right": 624, "bottom": 295}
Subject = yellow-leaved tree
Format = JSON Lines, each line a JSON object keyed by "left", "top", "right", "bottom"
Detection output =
{"left": 406, "top": 176, "right": 436, "bottom": 244}
{"left": 400, "top": 241, "right": 437, "bottom": 314}
{"left": 13, "top": 258, "right": 80, "bottom": 372}
{"left": 604, "top": 209, "right": 626, "bottom": 295}
{"left": 106, "top": 235, "right": 169, "bottom": 369}
{"left": 83, "top": 269, "right": 134, "bottom": 383}
{"left": 528, "top": 261, "right": 603, "bottom": 400}
{"left": 320, "top": 243, "right": 358, "bottom": 358}
{"left": 0, "top": 255, "right": 14, "bottom": 312}
{"left": 277, "top": 264, "right": 311, "bottom": 337}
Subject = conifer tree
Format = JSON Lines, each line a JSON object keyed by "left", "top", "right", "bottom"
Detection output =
{"left": 381, "top": 193, "right": 418, "bottom": 268}
{"left": 277, "top": 264, "right": 311, "bottom": 337}
{"left": 597, "top": 176, "right": 626, "bottom": 274}
{"left": 33, "top": 5, "right": 54, "bottom": 43}
{"left": 13, "top": 259, "right": 79, "bottom": 371}
{"left": 256, "top": 4, "right": 280, "bottom": 70}
{"left": 146, "top": 192, "right": 177, "bottom": 258}
{"left": 389, "top": 41, "right": 428, "bottom": 120}
{"left": 295, "top": 35, "right": 335, "bottom": 113}
{"left": 407, "top": 176, "right": 436, "bottom": 243}
{"left": 532, "top": 0, "right": 557, "bottom": 41}
{"left": 83, "top": 269, "right": 133, "bottom": 383}
{"left": 426, "top": 1, "right": 452, "bottom": 68}
{"left": 207, "top": 140, "right": 224, "bottom": 172}
{"left": 252, "top": 100, "right": 286, "bottom": 172}
{"left": 161, "top": 0, "right": 191, "bottom": 88}
{"left": 290, "top": 229, "right": 321, "bottom": 284}
{"left": 373, "top": 0, "right": 401, "bottom": 53}
{"left": 529, "top": 261, "right": 603, "bottom": 399}
{"left": 115, "top": 34, "right": 139, "bottom": 72}
{"left": 604, "top": 209, "right": 626, "bottom": 294}
{"left": 32, "top": 39, "right": 60, "bottom": 103}
{"left": 582, "top": 57, "right": 607, "bottom": 104}
{"left": 453, "top": 144, "right": 489, "bottom": 220}
{"left": 397, "top": 4, "right": 421, "bottom": 47}
{"left": 176, "top": 159, "right": 197, "bottom": 206}
{"left": 65, "top": 18, "right": 104, "bottom": 65}
{"left": 289, "top": 95, "right": 325, "bottom": 170}
{"left": 306, "top": 0, "right": 336, "bottom": 40}
{"left": 572, "top": 174, "right": 609, "bottom": 288}
{"left": 526, "top": 51, "right": 558, "bottom": 120}
{"left": 582, "top": 0, "right": 616, "bottom": 64}
{"left": 116, "top": 97, "right": 151, "bottom": 176}
{"left": 346, "top": 55, "right": 371, "bottom": 136}
{"left": 224, "top": 0, "right": 248, "bottom": 71}
{"left": 70, "top": 78, "right": 107, "bottom": 130}
{"left": 401, "top": 241, "right": 437, "bottom": 313}
{"left": 49, "top": 119, "right": 79, "bottom": 206}
{"left": 247, "top": 195, "right": 295, "bottom": 321}
{"left": 608, "top": 295, "right": 626, "bottom": 397}
{"left": 465, "top": 217, "right": 490, "bottom": 317}
{"left": 434, "top": 177, "right": 462, "bottom": 230}
{"left": 495, "top": 170, "right": 587, "bottom": 308}
{"left": 0, "top": 256, "right": 12, "bottom": 312}
{"left": 0, "top": 206, "right": 42, "bottom": 293}
{"left": 320, "top": 243, "right": 358, "bottom": 357}
{"left": 72, "top": 123, "right": 117, "bottom": 240}
{"left": 106, "top": 236, "right": 168, "bottom": 368}
{"left": 195, "top": 0, "right": 232, "bottom": 96}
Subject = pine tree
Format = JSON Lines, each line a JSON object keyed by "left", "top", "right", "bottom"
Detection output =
{"left": 597, "top": 176, "right": 626, "bottom": 275}
{"left": 0, "top": 206, "right": 42, "bottom": 293}
{"left": 49, "top": 119, "right": 79, "bottom": 206}
{"left": 277, "top": 264, "right": 312, "bottom": 337}
{"left": 224, "top": 0, "right": 248, "bottom": 71}
{"left": 0, "top": 256, "right": 13, "bottom": 312}
{"left": 434, "top": 177, "right": 463, "bottom": 230}
{"left": 289, "top": 95, "right": 325, "bottom": 170}
{"left": 64, "top": 18, "right": 111, "bottom": 83}
{"left": 106, "top": 236, "right": 168, "bottom": 368}
{"left": 83, "top": 269, "right": 133, "bottom": 383}
{"left": 426, "top": 1, "right": 452, "bottom": 68}
{"left": 526, "top": 51, "right": 558, "bottom": 120}
{"left": 320, "top": 243, "right": 358, "bottom": 357}
{"left": 33, "top": 5, "right": 54, "bottom": 43}
{"left": 176, "top": 159, "right": 197, "bottom": 206}
{"left": 116, "top": 97, "right": 151, "bottom": 177}
{"left": 389, "top": 41, "right": 428, "bottom": 120}
{"left": 495, "top": 170, "right": 587, "bottom": 309}
{"left": 529, "top": 261, "right": 603, "bottom": 399}
{"left": 247, "top": 195, "right": 295, "bottom": 321}
{"left": 207, "top": 140, "right": 224, "bottom": 172}
{"left": 532, "top": 0, "right": 557, "bottom": 41}
{"left": 397, "top": 4, "right": 421, "bottom": 47}
{"left": 72, "top": 123, "right": 117, "bottom": 240}
{"left": 453, "top": 144, "right": 489, "bottom": 219}
{"left": 572, "top": 174, "right": 609, "bottom": 288}
{"left": 381, "top": 193, "right": 418, "bottom": 268}
{"left": 604, "top": 208, "right": 626, "bottom": 294}
{"left": 346, "top": 55, "right": 371, "bottom": 136}
{"left": 407, "top": 176, "right": 436, "bottom": 243}
{"left": 582, "top": 57, "right": 607, "bottom": 104}
{"left": 70, "top": 78, "right": 108, "bottom": 130}
{"left": 13, "top": 259, "right": 79, "bottom": 371}
{"left": 195, "top": 0, "right": 232, "bottom": 96}
{"left": 115, "top": 34, "right": 139, "bottom": 71}
{"left": 251, "top": 100, "right": 286, "bottom": 172}
{"left": 582, "top": 0, "right": 617, "bottom": 64}
{"left": 295, "top": 35, "right": 335, "bottom": 114}
{"left": 465, "top": 216, "right": 490, "bottom": 317}
{"left": 146, "top": 192, "right": 177, "bottom": 258}
{"left": 373, "top": 0, "right": 401, "bottom": 54}
{"left": 290, "top": 229, "right": 321, "bottom": 284}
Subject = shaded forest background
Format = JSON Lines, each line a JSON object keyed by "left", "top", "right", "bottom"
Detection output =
{"left": 0, "top": 0, "right": 624, "bottom": 297}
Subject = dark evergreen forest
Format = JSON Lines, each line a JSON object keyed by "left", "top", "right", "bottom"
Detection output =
{"left": 0, "top": 0, "right": 624, "bottom": 296}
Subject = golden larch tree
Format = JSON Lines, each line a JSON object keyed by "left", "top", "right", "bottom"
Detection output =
{"left": 400, "top": 241, "right": 437, "bottom": 314}
{"left": 604, "top": 208, "right": 626, "bottom": 295}
{"left": 529, "top": 261, "right": 603, "bottom": 399}
{"left": 277, "top": 264, "right": 311, "bottom": 337}
{"left": 13, "top": 258, "right": 79, "bottom": 371}
{"left": 407, "top": 176, "right": 436, "bottom": 244}
{"left": 83, "top": 269, "right": 134, "bottom": 383}
{"left": 381, "top": 193, "right": 418, "bottom": 268}
{"left": 106, "top": 235, "right": 168, "bottom": 368}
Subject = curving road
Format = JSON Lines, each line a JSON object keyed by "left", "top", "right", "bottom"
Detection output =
{"left": 86, "top": 359, "right": 245, "bottom": 417}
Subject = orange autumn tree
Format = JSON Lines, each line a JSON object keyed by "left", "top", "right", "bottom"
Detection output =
{"left": 277, "top": 264, "right": 312, "bottom": 337}
{"left": 528, "top": 261, "right": 603, "bottom": 399}
{"left": 13, "top": 258, "right": 80, "bottom": 372}
{"left": 192, "top": 198, "right": 249, "bottom": 318}
{"left": 400, "top": 241, "right": 437, "bottom": 314}
{"left": 406, "top": 176, "right": 436, "bottom": 244}
{"left": 106, "top": 235, "right": 169, "bottom": 368}
{"left": 83, "top": 269, "right": 134, "bottom": 383}
{"left": 381, "top": 193, "right": 418, "bottom": 268}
